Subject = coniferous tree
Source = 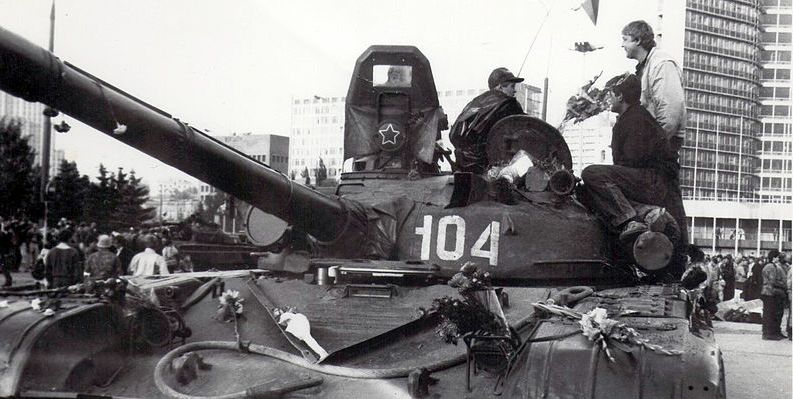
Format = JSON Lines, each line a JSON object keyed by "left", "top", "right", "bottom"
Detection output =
{"left": 83, "top": 164, "right": 117, "bottom": 231}
{"left": 114, "top": 169, "right": 154, "bottom": 229}
{"left": 0, "top": 118, "right": 41, "bottom": 218}
{"left": 48, "top": 160, "right": 90, "bottom": 224}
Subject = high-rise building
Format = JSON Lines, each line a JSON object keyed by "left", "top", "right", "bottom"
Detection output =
{"left": 758, "top": 0, "right": 792, "bottom": 203}
{"left": 673, "top": 0, "right": 764, "bottom": 201}
{"left": 288, "top": 83, "right": 543, "bottom": 181}
{"left": 0, "top": 91, "right": 47, "bottom": 166}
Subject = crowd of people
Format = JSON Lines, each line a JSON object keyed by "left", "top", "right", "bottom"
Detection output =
{"left": 688, "top": 249, "right": 792, "bottom": 341}
{"left": 0, "top": 216, "right": 192, "bottom": 289}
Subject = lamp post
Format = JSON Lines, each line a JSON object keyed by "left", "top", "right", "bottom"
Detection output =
{"left": 40, "top": 1, "right": 56, "bottom": 244}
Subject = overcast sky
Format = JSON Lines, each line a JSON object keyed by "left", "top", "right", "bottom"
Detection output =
{"left": 0, "top": 0, "right": 655, "bottom": 186}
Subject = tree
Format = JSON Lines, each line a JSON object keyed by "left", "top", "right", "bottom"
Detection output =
{"left": 112, "top": 168, "right": 155, "bottom": 229}
{"left": 0, "top": 118, "right": 41, "bottom": 218}
{"left": 48, "top": 160, "right": 90, "bottom": 224}
{"left": 83, "top": 164, "right": 117, "bottom": 232}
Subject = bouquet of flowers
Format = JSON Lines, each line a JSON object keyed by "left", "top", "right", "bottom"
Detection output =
{"left": 431, "top": 262, "right": 508, "bottom": 345}
{"left": 216, "top": 289, "right": 244, "bottom": 322}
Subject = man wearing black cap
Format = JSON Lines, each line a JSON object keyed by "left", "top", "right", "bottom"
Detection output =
{"left": 450, "top": 67, "right": 525, "bottom": 174}
{"left": 581, "top": 74, "right": 681, "bottom": 273}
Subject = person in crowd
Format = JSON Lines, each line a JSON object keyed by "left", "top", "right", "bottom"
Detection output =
{"left": 735, "top": 257, "right": 749, "bottom": 290}
{"left": 787, "top": 264, "right": 791, "bottom": 340}
{"left": 761, "top": 249, "right": 787, "bottom": 340}
{"left": 128, "top": 234, "right": 170, "bottom": 276}
{"left": 721, "top": 254, "right": 735, "bottom": 301}
{"left": 84, "top": 234, "right": 122, "bottom": 281}
{"left": 44, "top": 229, "right": 83, "bottom": 288}
{"left": 580, "top": 73, "right": 682, "bottom": 277}
{"left": 707, "top": 255, "right": 723, "bottom": 302}
{"left": 161, "top": 238, "right": 179, "bottom": 274}
{"left": 450, "top": 67, "right": 525, "bottom": 174}
{"left": 744, "top": 257, "right": 765, "bottom": 301}
{"left": 0, "top": 218, "right": 12, "bottom": 287}
{"left": 179, "top": 254, "right": 194, "bottom": 273}
{"left": 620, "top": 20, "right": 688, "bottom": 276}
{"left": 113, "top": 235, "right": 135, "bottom": 275}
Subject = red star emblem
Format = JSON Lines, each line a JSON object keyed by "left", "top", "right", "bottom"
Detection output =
{"left": 378, "top": 123, "right": 401, "bottom": 145}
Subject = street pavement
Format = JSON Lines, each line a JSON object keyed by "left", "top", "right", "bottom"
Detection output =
{"left": 3, "top": 271, "right": 791, "bottom": 398}
{"left": 714, "top": 320, "right": 792, "bottom": 399}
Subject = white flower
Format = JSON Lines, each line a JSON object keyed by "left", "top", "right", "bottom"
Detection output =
{"left": 219, "top": 290, "right": 240, "bottom": 306}
{"left": 31, "top": 298, "right": 42, "bottom": 311}
{"left": 218, "top": 290, "right": 244, "bottom": 315}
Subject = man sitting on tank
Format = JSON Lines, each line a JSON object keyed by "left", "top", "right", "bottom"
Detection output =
{"left": 580, "top": 74, "right": 680, "bottom": 262}
{"left": 450, "top": 67, "right": 525, "bottom": 174}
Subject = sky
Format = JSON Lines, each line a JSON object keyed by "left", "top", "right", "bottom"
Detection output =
{"left": 0, "top": 0, "right": 656, "bottom": 187}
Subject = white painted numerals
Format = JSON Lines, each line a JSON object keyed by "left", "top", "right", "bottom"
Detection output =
{"left": 414, "top": 215, "right": 500, "bottom": 266}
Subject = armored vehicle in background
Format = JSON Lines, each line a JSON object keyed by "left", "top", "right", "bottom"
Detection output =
{"left": 0, "top": 26, "right": 724, "bottom": 398}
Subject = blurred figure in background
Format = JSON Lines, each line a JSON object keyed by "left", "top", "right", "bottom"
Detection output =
{"left": 84, "top": 235, "right": 122, "bottom": 281}
{"left": 45, "top": 229, "right": 83, "bottom": 288}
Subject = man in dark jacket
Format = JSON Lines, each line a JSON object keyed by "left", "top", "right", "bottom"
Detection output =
{"left": 581, "top": 74, "right": 683, "bottom": 276}
{"left": 450, "top": 67, "right": 525, "bottom": 174}
{"left": 113, "top": 235, "right": 135, "bottom": 275}
{"left": 761, "top": 249, "right": 787, "bottom": 340}
{"left": 45, "top": 229, "right": 83, "bottom": 288}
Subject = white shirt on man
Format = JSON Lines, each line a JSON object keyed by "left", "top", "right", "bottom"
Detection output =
{"left": 129, "top": 248, "right": 170, "bottom": 276}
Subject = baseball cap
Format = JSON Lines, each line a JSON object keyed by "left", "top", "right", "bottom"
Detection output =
{"left": 488, "top": 67, "right": 524, "bottom": 90}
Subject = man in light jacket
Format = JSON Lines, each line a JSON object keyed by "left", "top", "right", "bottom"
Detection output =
{"left": 621, "top": 20, "right": 686, "bottom": 152}
{"left": 621, "top": 20, "right": 688, "bottom": 278}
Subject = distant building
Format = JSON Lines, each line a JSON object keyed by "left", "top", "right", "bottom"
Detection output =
{"left": 145, "top": 179, "right": 203, "bottom": 222}
{"left": 0, "top": 91, "right": 47, "bottom": 166}
{"left": 198, "top": 132, "right": 290, "bottom": 202}
{"left": 757, "top": 0, "right": 792, "bottom": 203}
{"left": 288, "top": 83, "right": 543, "bottom": 179}
{"left": 559, "top": 113, "right": 614, "bottom": 176}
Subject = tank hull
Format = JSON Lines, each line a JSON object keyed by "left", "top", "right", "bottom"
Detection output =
{"left": 0, "top": 273, "right": 723, "bottom": 398}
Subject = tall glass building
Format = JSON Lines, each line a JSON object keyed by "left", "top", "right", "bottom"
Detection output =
{"left": 679, "top": 0, "right": 764, "bottom": 201}
{"left": 758, "top": 0, "right": 792, "bottom": 203}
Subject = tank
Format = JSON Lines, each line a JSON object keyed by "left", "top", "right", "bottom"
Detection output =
{"left": 0, "top": 26, "right": 724, "bottom": 398}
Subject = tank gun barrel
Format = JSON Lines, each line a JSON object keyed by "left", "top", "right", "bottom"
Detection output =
{"left": 0, "top": 26, "right": 345, "bottom": 242}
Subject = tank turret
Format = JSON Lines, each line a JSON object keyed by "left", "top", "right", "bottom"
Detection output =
{"left": 0, "top": 27, "right": 677, "bottom": 279}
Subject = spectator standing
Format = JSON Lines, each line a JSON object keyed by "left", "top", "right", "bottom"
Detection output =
{"left": 744, "top": 258, "right": 765, "bottom": 300}
{"left": 84, "top": 235, "right": 122, "bottom": 281}
{"left": 161, "top": 238, "right": 179, "bottom": 274}
{"left": 0, "top": 218, "right": 12, "bottom": 287}
{"left": 113, "top": 235, "right": 135, "bottom": 275}
{"left": 761, "top": 249, "right": 787, "bottom": 340}
{"left": 44, "top": 229, "right": 83, "bottom": 288}
{"left": 707, "top": 255, "right": 723, "bottom": 302}
{"left": 128, "top": 234, "right": 170, "bottom": 276}
{"left": 721, "top": 255, "right": 735, "bottom": 301}
{"left": 735, "top": 258, "right": 749, "bottom": 290}
{"left": 786, "top": 264, "right": 791, "bottom": 340}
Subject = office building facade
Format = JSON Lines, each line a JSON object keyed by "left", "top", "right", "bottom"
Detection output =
{"left": 758, "top": 0, "right": 792, "bottom": 203}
